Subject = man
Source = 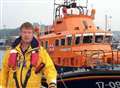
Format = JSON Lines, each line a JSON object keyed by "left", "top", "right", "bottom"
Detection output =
{"left": 2, "top": 22, "right": 57, "bottom": 88}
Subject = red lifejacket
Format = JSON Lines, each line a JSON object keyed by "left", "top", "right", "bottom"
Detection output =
{"left": 31, "top": 50, "right": 45, "bottom": 73}
{"left": 8, "top": 50, "right": 18, "bottom": 70}
{"left": 8, "top": 49, "right": 45, "bottom": 88}
{"left": 31, "top": 51, "right": 39, "bottom": 67}
{"left": 8, "top": 49, "right": 44, "bottom": 72}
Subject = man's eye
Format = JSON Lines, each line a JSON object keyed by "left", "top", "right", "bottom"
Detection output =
{"left": 22, "top": 32, "right": 27, "bottom": 34}
{"left": 28, "top": 32, "right": 32, "bottom": 34}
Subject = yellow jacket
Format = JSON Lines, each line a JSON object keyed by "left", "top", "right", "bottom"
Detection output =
{"left": 2, "top": 37, "right": 57, "bottom": 88}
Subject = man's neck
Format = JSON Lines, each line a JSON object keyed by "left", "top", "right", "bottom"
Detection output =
{"left": 20, "top": 41, "right": 30, "bottom": 52}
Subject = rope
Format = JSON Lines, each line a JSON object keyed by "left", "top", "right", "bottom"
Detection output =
{"left": 59, "top": 73, "right": 68, "bottom": 88}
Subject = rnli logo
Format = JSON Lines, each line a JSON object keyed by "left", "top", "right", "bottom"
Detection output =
{"left": 60, "top": 48, "right": 71, "bottom": 52}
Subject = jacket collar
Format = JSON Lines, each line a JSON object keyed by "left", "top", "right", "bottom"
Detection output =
{"left": 11, "top": 36, "right": 39, "bottom": 53}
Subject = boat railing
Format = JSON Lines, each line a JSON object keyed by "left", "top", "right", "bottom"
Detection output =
{"left": 54, "top": 0, "right": 88, "bottom": 20}
{"left": 75, "top": 49, "right": 120, "bottom": 70}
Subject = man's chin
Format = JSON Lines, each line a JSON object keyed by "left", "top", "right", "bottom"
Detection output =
{"left": 22, "top": 40, "right": 32, "bottom": 44}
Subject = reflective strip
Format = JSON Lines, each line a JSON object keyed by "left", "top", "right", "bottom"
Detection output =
{"left": 83, "top": 33, "right": 93, "bottom": 36}
{"left": 75, "top": 34, "right": 81, "bottom": 37}
{"left": 10, "top": 49, "right": 17, "bottom": 53}
{"left": 49, "top": 82, "right": 57, "bottom": 88}
{"left": 106, "top": 33, "right": 113, "bottom": 36}
{"left": 66, "top": 34, "right": 72, "bottom": 37}
{"left": 32, "top": 51, "right": 36, "bottom": 53}
{"left": 51, "top": 80, "right": 57, "bottom": 84}
{"left": 95, "top": 33, "right": 105, "bottom": 35}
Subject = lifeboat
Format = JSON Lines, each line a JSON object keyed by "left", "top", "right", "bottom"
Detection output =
{"left": 37, "top": 0, "right": 120, "bottom": 87}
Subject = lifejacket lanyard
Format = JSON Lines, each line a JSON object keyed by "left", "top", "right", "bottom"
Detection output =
{"left": 12, "top": 50, "right": 32, "bottom": 88}
{"left": 20, "top": 56, "right": 26, "bottom": 87}
{"left": 22, "top": 64, "right": 32, "bottom": 88}
{"left": 22, "top": 63, "right": 45, "bottom": 88}
{"left": 13, "top": 71, "right": 20, "bottom": 88}
{"left": 13, "top": 63, "right": 33, "bottom": 88}
{"left": 20, "top": 53, "right": 32, "bottom": 88}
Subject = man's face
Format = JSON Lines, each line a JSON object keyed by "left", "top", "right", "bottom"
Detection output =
{"left": 20, "top": 27, "right": 33, "bottom": 44}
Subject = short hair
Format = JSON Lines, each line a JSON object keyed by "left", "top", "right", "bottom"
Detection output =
{"left": 20, "top": 22, "right": 34, "bottom": 30}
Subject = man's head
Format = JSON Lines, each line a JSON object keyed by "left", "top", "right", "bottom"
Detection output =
{"left": 20, "top": 22, "right": 34, "bottom": 44}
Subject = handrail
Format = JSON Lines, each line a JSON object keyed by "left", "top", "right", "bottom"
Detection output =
{"left": 73, "top": 49, "right": 120, "bottom": 67}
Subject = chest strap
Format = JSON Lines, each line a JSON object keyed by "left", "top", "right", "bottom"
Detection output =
{"left": 22, "top": 64, "right": 32, "bottom": 88}
{"left": 13, "top": 72, "right": 20, "bottom": 88}
{"left": 23, "top": 63, "right": 45, "bottom": 88}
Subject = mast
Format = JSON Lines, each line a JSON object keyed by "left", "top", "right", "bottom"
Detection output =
{"left": 105, "top": 14, "right": 108, "bottom": 31}
{"left": 53, "top": 0, "right": 56, "bottom": 25}
{"left": 86, "top": 0, "right": 88, "bottom": 8}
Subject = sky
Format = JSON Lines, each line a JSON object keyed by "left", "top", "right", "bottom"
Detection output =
{"left": 0, "top": 0, "right": 120, "bottom": 31}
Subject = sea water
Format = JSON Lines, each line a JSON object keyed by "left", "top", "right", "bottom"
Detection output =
{"left": 0, "top": 50, "right": 5, "bottom": 68}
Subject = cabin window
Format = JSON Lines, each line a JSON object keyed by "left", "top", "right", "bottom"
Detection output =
{"left": 67, "top": 37, "right": 72, "bottom": 45}
{"left": 45, "top": 41, "right": 48, "bottom": 49}
{"left": 75, "top": 36, "right": 81, "bottom": 45}
{"left": 74, "top": 27, "right": 79, "bottom": 30}
{"left": 70, "top": 57, "right": 74, "bottom": 66}
{"left": 61, "top": 38, "right": 65, "bottom": 46}
{"left": 63, "top": 58, "right": 66, "bottom": 65}
{"left": 58, "top": 57, "right": 61, "bottom": 64}
{"left": 45, "top": 32, "right": 48, "bottom": 35}
{"left": 55, "top": 39, "right": 59, "bottom": 46}
{"left": 83, "top": 36, "right": 93, "bottom": 43}
{"left": 40, "top": 41, "right": 44, "bottom": 46}
{"left": 104, "top": 36, "right": 112, "bottom": 43}
{"left": 95, "top": 36, "right": 103, "bottom": 43}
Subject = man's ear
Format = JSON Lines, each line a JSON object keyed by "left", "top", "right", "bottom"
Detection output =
{"left": 19, "top": 31, "right": 22, "bottom": 36}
